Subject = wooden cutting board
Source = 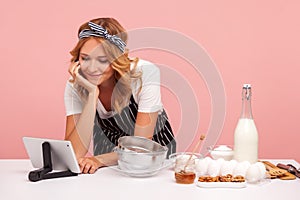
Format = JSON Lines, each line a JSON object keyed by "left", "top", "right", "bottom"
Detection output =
{"left": 261, "top": 161, "right": 296, "bottom": 180}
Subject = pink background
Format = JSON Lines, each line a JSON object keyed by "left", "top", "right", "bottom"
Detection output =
{"left": 1, "top": 0, "right": 299, "bottom": 162}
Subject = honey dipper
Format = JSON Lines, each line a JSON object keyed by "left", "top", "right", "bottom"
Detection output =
{"left": 183, "top": 134, "right": 206, "bottom": 171}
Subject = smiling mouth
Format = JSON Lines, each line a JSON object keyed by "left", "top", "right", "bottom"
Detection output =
{"left": 87, "top": 73, "right": 103, "bottom": 78}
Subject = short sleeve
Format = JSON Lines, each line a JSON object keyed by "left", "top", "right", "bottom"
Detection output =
{"left": 132, "top": 60, "right": 163, "bottom": 113}
{"left": 64, "top": 81, "right": 83, "bottom": 116}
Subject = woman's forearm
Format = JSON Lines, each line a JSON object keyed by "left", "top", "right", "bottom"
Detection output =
{"left": 134, "top": 112, "right": 158, "bottom": 139}
{"left": 66, "top": 92, "right": 98, "bottom": 158}
{"left": 95, "top": 152, "right": 118, "bottom": 167}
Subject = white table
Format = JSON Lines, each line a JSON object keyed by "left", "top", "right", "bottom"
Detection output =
{"left": 0, "top": 159, "right": 300, "bottom": 200}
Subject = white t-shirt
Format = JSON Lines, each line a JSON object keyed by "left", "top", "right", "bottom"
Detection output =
{"left": 64, "top": 59, "right": 163, "bottom": 118}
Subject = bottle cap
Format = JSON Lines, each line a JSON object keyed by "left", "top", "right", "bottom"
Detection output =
{"left": 243, "top": 84, "right": 251, "bottom": 89}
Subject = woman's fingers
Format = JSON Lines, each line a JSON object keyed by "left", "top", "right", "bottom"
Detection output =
{"left": 68, "top": 61, "right": 99, "bottom": 96}
{"left": 78, "top": 157, "right": 99, "bottom": 174}
{"left": 83, "top": 163, "right": 91, "bottom": 174}
{"left": 68, "top": 61, "right": 80, "bottom": 83}
{"left": 68, "top": 62, "right": 76, "bottom": 75}
{"left": 83, "top": 163, "right": 97, "bottom": 174}
{"left": 74, "top": 64, "right": 81, "bottom": 77}
{"left": 78, "top": 158, "right": 85, "bottom": 172}
{"left": 89, "top": 166, "right": 97, "bottom": 174}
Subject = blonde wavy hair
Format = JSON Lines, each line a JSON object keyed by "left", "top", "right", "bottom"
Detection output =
{"left": 70, "top": 18, "right": 142, "bottom": 113}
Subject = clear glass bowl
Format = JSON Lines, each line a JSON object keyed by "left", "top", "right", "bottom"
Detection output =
{"left": 114, "top": 136, "right": 168, "bottom": 172}
{"left": 169, "top": 152, "right": 202, "bottom": 171}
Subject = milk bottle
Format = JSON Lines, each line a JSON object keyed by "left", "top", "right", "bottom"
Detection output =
{"left": 233, "top": 84, "right": 258, "bottom": 163}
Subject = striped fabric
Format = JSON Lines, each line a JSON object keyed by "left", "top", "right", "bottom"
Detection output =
{"left": 79, "top": 22, "right": 126, "bottom": 53}
{"left": 93, "top": 95, "right": 176, "bottom": 157}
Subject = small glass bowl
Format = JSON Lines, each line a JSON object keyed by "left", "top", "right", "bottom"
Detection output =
{"left": 208, "top": 145, "right": 234, "bottom": 161}
{"left": 169, "top": 152, "right": 202, "bottom": 184}
{"left": 169, "top": 152, "right": 202, "bottom": 165}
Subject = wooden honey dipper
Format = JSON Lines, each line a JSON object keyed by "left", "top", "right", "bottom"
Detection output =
{"left": 183, "top": 134, "right": 206, "bottom": 171}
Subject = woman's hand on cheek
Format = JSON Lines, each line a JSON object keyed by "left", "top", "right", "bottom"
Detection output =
{"left": 68, "top": 62, "right": 99, "bottom": 96}
{"left": 78, "top": 157, "right": 102, "bottom": 174}
{"left": 68, "top": 61, "right": 80, "bottom": 83}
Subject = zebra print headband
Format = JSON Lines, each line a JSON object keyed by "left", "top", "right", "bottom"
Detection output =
{"left": 78, "top": 22, "right": 126, "bottom": 53}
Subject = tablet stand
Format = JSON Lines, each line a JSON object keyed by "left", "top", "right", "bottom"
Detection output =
{"left": 28, "top": 142, "right": 78, "bottom": 182}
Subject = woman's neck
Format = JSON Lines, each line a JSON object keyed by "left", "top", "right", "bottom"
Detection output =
{"left": 98, "top": 76, "right": 116, "bottom": 93}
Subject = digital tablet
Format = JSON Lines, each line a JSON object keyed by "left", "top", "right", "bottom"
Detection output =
{"left": 23, "top": 137, "right": 81, "bottom": 173}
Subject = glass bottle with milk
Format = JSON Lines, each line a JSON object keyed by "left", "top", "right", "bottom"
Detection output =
{"left": 233, "top": 84, "right": 258, "bottom": 163}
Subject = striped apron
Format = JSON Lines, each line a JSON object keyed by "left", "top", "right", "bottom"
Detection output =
{"left": 93, "top": 95, "right": 176, "bottom": 157}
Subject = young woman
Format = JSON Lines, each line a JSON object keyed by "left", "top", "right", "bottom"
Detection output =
{"left": 64, "top": 17, "right": 176, "bottom": 174}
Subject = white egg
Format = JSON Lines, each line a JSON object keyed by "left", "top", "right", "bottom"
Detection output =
{"left": 220, "top": 161, "right": 234, "bottom": 176}
{"left": 246, "top": 164, "right": 262, "bottom": 183}
{"left": 203, "top": 156, "right": 213, "bottom": 164}
{"left": 195, "top": 159, "right": 209, "bottom": 176}
{"left": 240, "top": 161, "right": 251, "bottom": 170}
{"left": 216, "top": 158, "right": 225, "bottom": 166}
{"left": 254, "top": 162, "right": 267, "bottom": 179}
{"left": 228, "top": 159, "right": 238, "bottom": 169}
{"left": 207, "top": 160, "right": 221, "bottom": 176}
{"left": 233, "top": 163, "right": 248, "bottom": 177}
{"left": 195, "top": 158, "right": 202, "bottom": 167}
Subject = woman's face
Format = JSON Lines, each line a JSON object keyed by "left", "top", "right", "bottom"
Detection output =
{"left": 79, "top": 38, "right": 114, "bottom": 86}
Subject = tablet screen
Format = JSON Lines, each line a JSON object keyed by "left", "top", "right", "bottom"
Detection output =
{"left": 23, "top": 137, "right": 81, "bottom": 173}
